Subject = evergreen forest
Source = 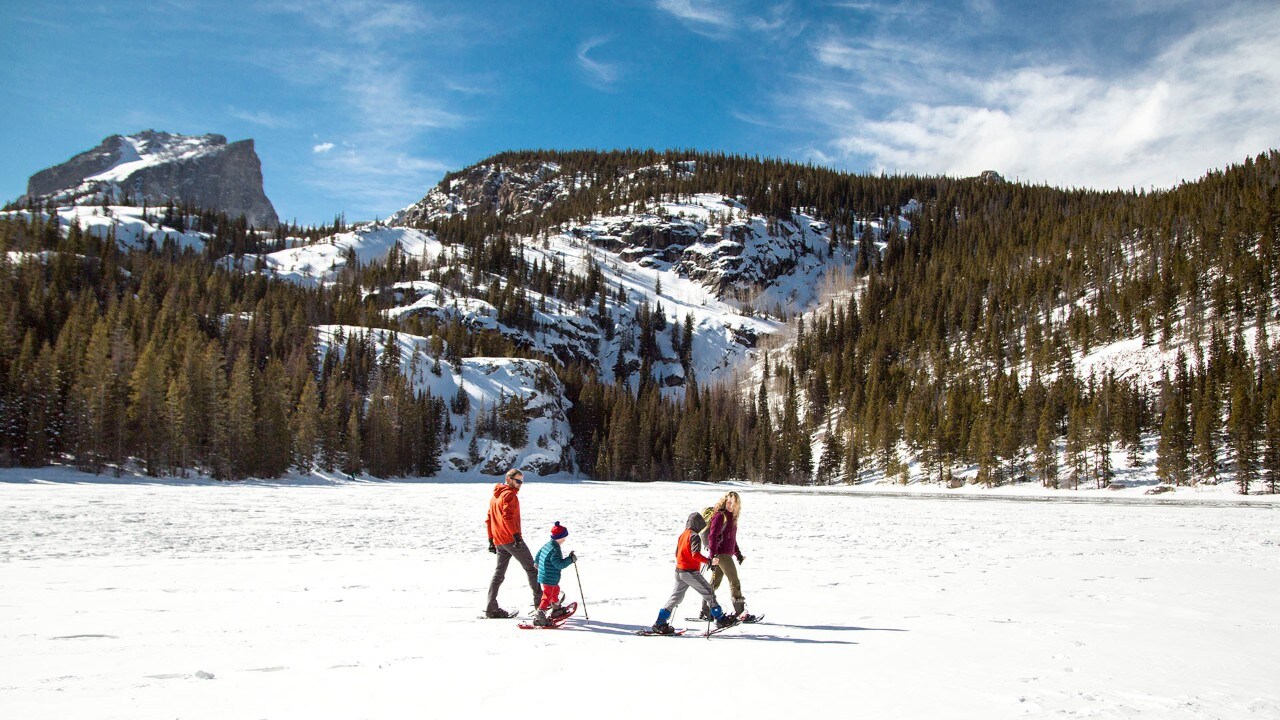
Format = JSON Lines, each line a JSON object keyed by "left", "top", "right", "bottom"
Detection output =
{"left": 3, "top": 148, "right": 1279, "bottom": 493}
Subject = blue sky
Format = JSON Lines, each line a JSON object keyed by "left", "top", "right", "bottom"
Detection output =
{"left": 2, "top": 0, "right": 1278, "bottom": 225}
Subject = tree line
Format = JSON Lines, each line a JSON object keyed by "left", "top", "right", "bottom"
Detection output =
{"left": 3, "top": 147, "right": 1278, "bottom": 492}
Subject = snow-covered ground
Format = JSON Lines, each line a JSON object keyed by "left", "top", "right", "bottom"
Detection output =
{"left": 3, "top": 471, "right": 1277, "bottom": 719}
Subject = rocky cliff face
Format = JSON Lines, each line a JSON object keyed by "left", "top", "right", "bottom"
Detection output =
{"left": 388, "top": 160, "right": 577, "bottom": 225}
{"left": 25, "top": 130, "right": 279, "bottom": 228}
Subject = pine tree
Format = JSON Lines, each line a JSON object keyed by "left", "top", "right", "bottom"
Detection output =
{"left": 1228, "top": 380, "right": 1257, "bottom": 495}
{"left": 127, "top": 342, "right": 168, "bottom": 475}
{"left": 1035, "top": 404, "right": 1058, "bottom": 489}
{"left": 975, "top": 410, "right": 997, "bottom": 487}
{"left": 292, "top": 374, "right": 321, "bottom": 473}
{"left": 342, "top": 399, "right": 363, "bottom": 477}
{"left": 227, "top": 354, "right": 256, "bottom": 480}
{"left": 165, "top": 375, "right": 192, "bottom": 476}
{"left": 1155, "top": 380, "right": 1191, "bottom": 486}
{"left": 1090, "top": 387, "right": 1113, "bottom": 489}
{"left": 1264, "top": 390, "right": 1280, "bottom": 494}
{"left": 204, "top": 344, "right": 231, "bottom": 480}
{"left": 1191, "top": 382, "right": 1220, "bottom": 483}
{"left": 1064, "top": 403, "right": 1088, "bottom": 490}
{"left": 817, "top": 420, "right": 843, "bottom": 484}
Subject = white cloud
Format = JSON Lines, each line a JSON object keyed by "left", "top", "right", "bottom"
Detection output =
{"left": 802, "top": 5, "right": 1280, "bottom": 189}
{"left": 229, "top": 107, "right": 293, "bottom": 129}
{"left": 658, "top": 0, "right": 801, "bottom": 39}
{"left": 656, "top": 0, "right": 735, "bottom": 35}
{"left": 257, "top": 1, "right": 465, "bottom": 218}
{"left": 309, "top": 146, "right": 452, "bottom": 214}
{"left": 578, "top": 37, "right": 620, "bottom": 89}
{"left": 271, "top": 0, "right": 436, "bottom": 42}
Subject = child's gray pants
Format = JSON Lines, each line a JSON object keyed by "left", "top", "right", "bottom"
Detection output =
{"left": 662, "top": 570, "right": 719, "bottom": 613}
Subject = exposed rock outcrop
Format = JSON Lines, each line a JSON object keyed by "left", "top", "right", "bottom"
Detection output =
{"left": 25, "top": 130, "right": 279, "bottom": 228}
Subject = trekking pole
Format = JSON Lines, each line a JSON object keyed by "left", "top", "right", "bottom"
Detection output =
{"left": 573, "top": 558, "right": 589, "bottom": 621}
{"left": 705, "top": 564, "right": 713, "bottom": 639}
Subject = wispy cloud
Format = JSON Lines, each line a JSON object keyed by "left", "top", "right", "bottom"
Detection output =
{"left": 797, "top": 3, "right": 1280, "bottom": 189}
{"left": 229, "top": 107, "right": 293, "bottom": 129}
{"left": 657, "top": 0, "right": 801, "bottom": 39}
{"left": 578, "top": 37, "right": 620, "bottom": 89}
{"left": 258, "top": 0, "right": 465, "bottom": 218}
{"left": 656, "top": 0, "right": 736, "bottom": 36}
{"left": 271, "top": 0, "right": 437, "bottom": 43}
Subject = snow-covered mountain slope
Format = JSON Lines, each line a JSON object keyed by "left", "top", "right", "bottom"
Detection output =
{"left": 231, "top": 158, "right": 910, "bottom": 394}
{"left": 315, "top": 325, "right": 572, "bottom": 476}
{"left": 231, "top": 226, "right": 444, "bottom": 287}
{"left": 23, "top": 130, "right": 278, "bottom": 228}
{"left": 375, "top": 205, "right": 788, "bottom": 389}
{"left": 0, "top": 206, "right": 213, "bottom": 250}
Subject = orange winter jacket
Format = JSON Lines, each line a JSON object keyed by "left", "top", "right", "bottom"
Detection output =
{"left": 675, "top": 511, "right": 710, "bottom": 571}
{"left": 675, "top": 528, "right": 708, "bottom": 571}
{"left": 486, "top": 483, "right": 521, "bottom": 545}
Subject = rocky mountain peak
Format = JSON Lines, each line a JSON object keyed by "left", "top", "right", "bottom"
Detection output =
{"left": 24, "top": 130, "right": 279, "bottom": 228}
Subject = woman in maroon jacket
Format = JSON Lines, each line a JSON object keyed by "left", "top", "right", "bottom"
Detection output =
{"left": 701, "top": 491, "right": 758, "bottom": 622}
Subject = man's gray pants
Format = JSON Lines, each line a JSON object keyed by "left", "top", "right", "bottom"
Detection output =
{"left": 662, "top": 570, "right": 720, "bottom": 613}
{"left": 487, "top": 538, "right": 540, "bottom": 613}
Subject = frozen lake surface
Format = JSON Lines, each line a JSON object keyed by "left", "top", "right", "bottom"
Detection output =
{"left": 2, "top": 478, "right": 1278, "bottom": 719}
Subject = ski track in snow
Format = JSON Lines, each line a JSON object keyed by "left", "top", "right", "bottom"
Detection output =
{"left": 1, "top": 479, "right": 1278, "bottom": 719}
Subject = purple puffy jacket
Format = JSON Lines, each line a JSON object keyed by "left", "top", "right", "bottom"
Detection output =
{"left": 707, "top": 510, "right": 741, "bottom": 557}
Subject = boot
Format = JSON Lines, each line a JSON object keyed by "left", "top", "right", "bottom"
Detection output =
{"left": 550, "top": 603, "right": 571, "bottom": 620}
{"left": 698, "top": 604, "right": 712, "bottom": 621}
{"left": 533, "top": 609, "right": 552, "bottom": 627}
{"left": 715, "top": 613, "right": 740, "bottom": 630}
{"left": 484, "top": 607, "right": 512, "bottom": 618}
{"left": 651, "top": 621, "right": 676, "bottom": 635}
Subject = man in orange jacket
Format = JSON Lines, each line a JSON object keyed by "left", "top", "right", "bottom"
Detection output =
{"left": 484, "top": 468, "right": 541, "bottom": 618}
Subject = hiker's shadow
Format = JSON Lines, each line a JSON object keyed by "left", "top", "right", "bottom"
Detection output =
{"left": 561, "top": 620, "right": 896, "bottom": 645}
{"left": 560, "top": 619, "right": 657, "bottom": 638}
{"left": 714, "top": 632, "right": 857, "bottom": 645}
{"left": 766, "top": 622, "right": 908, "bottom": 633}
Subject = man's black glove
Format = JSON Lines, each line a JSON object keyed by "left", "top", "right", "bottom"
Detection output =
{"left": 488, "top": 538, "right": 496, "bottom": 554}
{"left": 513, "top": 533, "right": 523, "bottom": 545}
{"left": 568, "top": 551, "right": 577, "bottom": 563}
{"left": 735, "top": 551, "right": 745, "bottom": 564}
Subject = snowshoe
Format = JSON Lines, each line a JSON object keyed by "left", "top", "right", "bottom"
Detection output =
{"left": 651, "top": 622, "right": 677, "bottom": 635}
{"left": 517, "top": 602, "right": 577, "bottom": 630}
{"left": 739, "top": 613, "right": 764, "bottom": 624}
{"left": 549, "top": 602, "right": 578, "bottom": 621}
{"left": 715, "top": 614, "right": 740, "bottom": 630}
{"left": 636, "top": 626, "right": 687, "bottom": 636}
{"left": 481, "top": 608, "right": 520, "bottom": 619}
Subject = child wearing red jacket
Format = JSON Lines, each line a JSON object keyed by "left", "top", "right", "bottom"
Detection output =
{"left": 649, "top": 511, "right": 739, "bottom": 635}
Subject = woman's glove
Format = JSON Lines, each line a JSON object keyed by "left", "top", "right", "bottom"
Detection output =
{"left": 735, "top": 550, "right": 745, "bottom": 564}
{"left": 488, "top": 538, "right": 496, "bottom": 554}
